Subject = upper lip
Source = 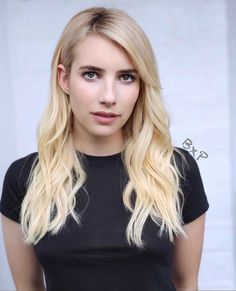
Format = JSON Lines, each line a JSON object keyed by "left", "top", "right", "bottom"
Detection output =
{"left": 91, "top": 111, "right": 120, "bottom": 117}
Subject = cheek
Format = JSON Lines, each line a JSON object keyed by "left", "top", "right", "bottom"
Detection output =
{"left": 69, "top": 80, "right": 99, "bottom": 109}
{"left": 123, "top": 85, "right": 139, "bottom": 111}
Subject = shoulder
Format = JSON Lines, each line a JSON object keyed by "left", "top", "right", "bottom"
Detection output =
{"left": 8, "top": 152, "right": 38, "bottom": 170}
{"left": 0, "top": 152, "right": 38, "bottom": 223}
{"left": 172, "top": 146, "right": 209, "bottom": 224}
{"left": 5, "top": 151, "right": 38, "bottom": 174}
{"left": 172, "top": 146, "right": 196, "bottom": 179}
{"left": 4, "top": 152, "right": 38, "bottom": 191}
{"left": 172, "top": 146, "right": 195, "bottom": 163}
{"left": 172, "top": 145, "right": 204, "bottom": 189}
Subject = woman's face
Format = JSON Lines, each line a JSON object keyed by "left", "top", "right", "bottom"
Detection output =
{"left": 58, "top": 35, "right": 140, "bottom": 150}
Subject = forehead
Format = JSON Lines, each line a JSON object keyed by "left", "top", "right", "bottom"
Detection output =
{"left": 72, "top": 35, "right": 135, "bottom": 69}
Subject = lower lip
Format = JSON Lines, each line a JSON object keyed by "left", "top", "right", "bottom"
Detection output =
{"left": 91, "top": 113, "right": 119, "bottom": 125}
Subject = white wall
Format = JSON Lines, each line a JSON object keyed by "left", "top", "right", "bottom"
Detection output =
{"left": 0, "top": 0, "right": 17, "bottom": 289}
{"left": 0, "top": 0, "right": 235, "bottom": 289}
{"left": 227, "top": 0, "right": 236, "bottom": 285}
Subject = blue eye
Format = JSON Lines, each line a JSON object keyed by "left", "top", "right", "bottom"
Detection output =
{"left": 120, "top": 74, "right": 135, "bottom": 82}
{"left": 81, "top": 71, "right": 136, "bottom": 83}
{"left": 82, "top": 71, "right": 98, "bottom": 80}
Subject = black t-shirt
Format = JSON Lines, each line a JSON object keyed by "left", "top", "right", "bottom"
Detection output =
{"left": 0, "top": 147, "right": 209, "bottom": 291}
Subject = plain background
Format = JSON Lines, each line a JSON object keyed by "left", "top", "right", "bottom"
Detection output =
{"left": 0, "top": 0, "right": 235, "bottom": 290}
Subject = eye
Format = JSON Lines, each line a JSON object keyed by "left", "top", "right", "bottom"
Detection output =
{"left": 120, "top": 74, "right": 135, "bottom": 83}
{"left": 82, "top": 71, "right": 99, "bottom": 81}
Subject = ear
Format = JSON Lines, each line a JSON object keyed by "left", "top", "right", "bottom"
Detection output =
{"left": 57, "top": 64, "right": 70, "bottom": 94}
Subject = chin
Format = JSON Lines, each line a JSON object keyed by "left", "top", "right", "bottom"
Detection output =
{"left": 91, "top": 129, "right": 121, "bottom": 138}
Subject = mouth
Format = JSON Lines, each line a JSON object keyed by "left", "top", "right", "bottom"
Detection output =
{"left": 91, "top": 111, "right": 120, "bottom": 117}
{"left": 90, "top": 111, "right": 120, "bottom": 125}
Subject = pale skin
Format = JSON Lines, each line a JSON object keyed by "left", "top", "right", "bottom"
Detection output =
{"left": 1, "top": 36, "right": 206, "bottom": 290}
{"left": 58, "top": 35, "right": 140, "bottom": 156}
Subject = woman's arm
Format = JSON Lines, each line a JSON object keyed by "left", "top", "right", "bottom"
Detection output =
{"left": 171, "top": 213, "right": 206, "bottom": 291}
{"left": 1, "top": 214, "right": 46, "bottom": 291}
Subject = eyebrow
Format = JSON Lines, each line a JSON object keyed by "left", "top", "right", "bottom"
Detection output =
{"left": 78, "top": 65, "right": 138, "bottom": 74}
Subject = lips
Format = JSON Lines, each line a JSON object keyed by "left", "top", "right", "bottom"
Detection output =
{"left": 91, "top": 111, "right": 120, "bottom": 117}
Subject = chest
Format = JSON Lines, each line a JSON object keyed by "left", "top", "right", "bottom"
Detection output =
{"left": 33, "top": 166, "right": 173, "bottom": 267}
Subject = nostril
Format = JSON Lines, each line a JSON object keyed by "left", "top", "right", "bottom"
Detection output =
{"left": 99, "top": 99, "right": 116, "bottom": 105}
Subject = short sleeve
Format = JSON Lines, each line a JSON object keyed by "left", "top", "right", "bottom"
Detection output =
{"left": 0, "top": 153, "right": 38, "bottom": 223}
{"left": 175, "top": 148, "right": 209, "bottom": 224}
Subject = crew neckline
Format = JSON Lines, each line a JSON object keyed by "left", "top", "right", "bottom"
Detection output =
{"left": 76, "top": 151, "right": 124, "bottom": 168}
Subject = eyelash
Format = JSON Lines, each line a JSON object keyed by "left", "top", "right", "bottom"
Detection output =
{"left": 81, "top": 71, "right": 136, "bottom": 83}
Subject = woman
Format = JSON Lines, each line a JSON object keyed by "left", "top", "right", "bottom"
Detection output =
{"left": 0, "top": 7, "right": 209, "bottom": 291}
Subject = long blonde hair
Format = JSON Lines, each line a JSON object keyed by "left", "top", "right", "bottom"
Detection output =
{"left": 21, "top": 7, "right": 188, "bottom": 247}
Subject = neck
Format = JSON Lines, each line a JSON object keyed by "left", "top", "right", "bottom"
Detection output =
{"left": 73, "top": 132, "right": 124, "bottom": 156}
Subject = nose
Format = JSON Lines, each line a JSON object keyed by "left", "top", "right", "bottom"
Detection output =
{"left": 99, "top": 80, "right": 116, "bottom": 106}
